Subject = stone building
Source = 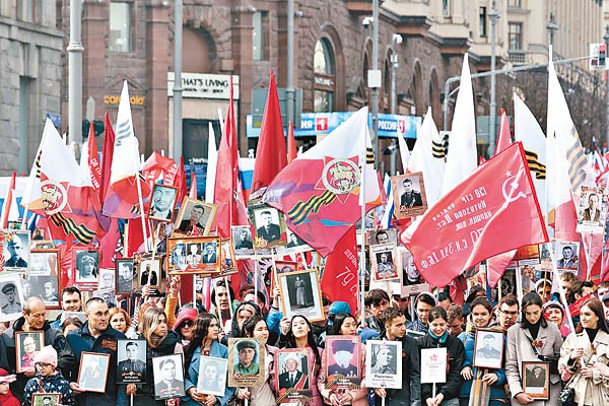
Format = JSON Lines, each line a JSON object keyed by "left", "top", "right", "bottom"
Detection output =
{"left": 0, "top": 0, "right": 63, "bottom": 174}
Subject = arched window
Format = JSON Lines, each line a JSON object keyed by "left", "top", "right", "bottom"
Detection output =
{"left": 314, "top": 38, "right": 335, "bottom": 112}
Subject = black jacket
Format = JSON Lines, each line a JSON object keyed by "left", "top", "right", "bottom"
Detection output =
{"left": 136, "top": 330, "right": 181, "bottom": 404}
{"left": 375, "top": 334, "right": 421, "bottom": 406}
{"left": 417, "top": 334, "right": 465, "bottom": 403}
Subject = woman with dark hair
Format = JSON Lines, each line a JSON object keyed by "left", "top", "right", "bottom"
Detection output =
{"left": 221, "top": 302, "right": 261, "bottom": 345}
{"left": 458, "top": 297, "right": 506, "bottom": 405}
{"left": 183, "top": 313, "right": 234, "bottom": 405}
{"left": 271, "top": 315, "right": 323, "bottom": 406}
{"left": 232, "top": 316, "right": 277, "bottom": 405}
{"left": 418, "top": 306, "right": 464, "bottom": 405}
{"left": 506, "top": 291, "right": 563, "bottom": 405}
{"left": 558, "top": 298, "right": 609, "bottom": 405}
{"left": 319, "top": 313, "right": 368, "bottom": 406}
{"left": 130, "top": 307, "right": 183, "bottom": 405}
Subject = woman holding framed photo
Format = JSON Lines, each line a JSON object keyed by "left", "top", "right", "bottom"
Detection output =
{"left": 319, "top": 312, "right": 368, "bottom": 406}
{"left": 558, "top": 298, "right": 609, "bottom": 405}
{"left": 505, "top": 292, "right": 563, "bottom": 405}
{"left": 271, "top": 315, "right": 323, "bottom": 406}
{"left": 183, "top": 313, "right": 234, "bottom": 405}
{"left": 231, "top": 316, "right": 277, "bottom": 405}
{"left": 130, "top": 307, "right": 184, "bottom": 404}
{"left": 458, "top": 297, "right": 506, "bottom": 405}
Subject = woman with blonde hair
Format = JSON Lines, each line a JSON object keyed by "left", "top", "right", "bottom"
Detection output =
{"left": 130, "top": 307, "right": 183, "bottom": 405}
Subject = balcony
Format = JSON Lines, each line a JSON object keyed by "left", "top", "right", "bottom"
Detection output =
{"left": 508, "top": 49, "right": 527, "bottom": 65}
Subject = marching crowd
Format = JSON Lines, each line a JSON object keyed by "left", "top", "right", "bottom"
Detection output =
{"left": 0, "top": 271, "right": 606, "bottom": 406}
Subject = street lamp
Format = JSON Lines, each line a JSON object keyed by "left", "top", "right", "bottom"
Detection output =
{"left": 546, "top": 12, "right": 558, "bottom": 47}
{"left": 488, "top": 0, "right": 499, "bottom": 155}
{"left": 391, "top": 34, "right": 402, "bottom": 115}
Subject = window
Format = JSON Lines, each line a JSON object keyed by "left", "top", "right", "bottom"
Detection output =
{"left": 109, "top": 2, "right": 132, "bottom": 53}
{"left": 508, "top": 23, "right": 522, "bottom": 50}
{"left": 508, "top": 0, "right": 522, "bottom": 7}
{"left": 313, "top": 39, "right": 335, "bottom": 112}
{"left": 442, "top": 0, "right": 450, "bottom": 17}
{"left": 16, "top": 0, "right": 35, "bottom": 23}
{"left": 479, "top": 7, "right": 487, "bottom": 37}
{"left": 253, "top": 11, "right": 269, "bottom": 61}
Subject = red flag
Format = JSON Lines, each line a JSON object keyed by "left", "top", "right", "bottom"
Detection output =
{"left": 321, "top": 226, "right": 359, "bottom": 313}
{"left": 402, "top": 142, "right": 548, "bottom": 287}
{"left": 189, "top": 169, "right": 197, "bottom": 199}
{"left": 287, "top": 121, "right": 297, "bottom": 163}
{"left": 251, "top": 71, "right": 287, "bottom": 192}
{"left": 495, "top": 109, "right": 512, "bottom": 155}
{"left": 87, "top": 123, "right": 102, "bottom": 190}
{"left": 142, "top": 151, "right": 178, "bottom": 191}
{"left": 213, "top": 77, "right": 248, "bottom": 238}
{"left": 173, "top": 156, "right": 188, "bottom": 206}
{"left": 100, "top": 112, "right": 115, "bottom": 202}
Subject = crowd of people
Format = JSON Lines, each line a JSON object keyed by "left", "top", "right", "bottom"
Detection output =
{"left": 0, "top": 269, "right": 605, "bottom": 405}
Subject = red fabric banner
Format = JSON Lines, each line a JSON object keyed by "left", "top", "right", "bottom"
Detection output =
{"left": 320, "top": 226, "right": 359, "bottom": 313}
{"left": 402, "top": 142, "right": 548, "bottom": 287}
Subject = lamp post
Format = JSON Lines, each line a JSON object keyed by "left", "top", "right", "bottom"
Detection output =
{"left": 391, "top": 34, "right": 402, "bottom": 115}
{"left": 172, "top": 0, "right": 183, "bottom": 161}
{"left": 546, "top": 12, "right": 558, "bottom": 47}
{"left": 370, "top": 0, "right": 380, "bottom": 163}
{"left": 488, "top": 0, "right": 498, "bottom": 155}
{"left": 67, "top": 0, "right": 84, "bottom": 148}
{"left": 287, "top": 0, "right": 295, "bottom": 124}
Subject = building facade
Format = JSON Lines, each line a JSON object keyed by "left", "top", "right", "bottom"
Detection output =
{"left": 0, "top": 0, "right": 63, "bottom": 173}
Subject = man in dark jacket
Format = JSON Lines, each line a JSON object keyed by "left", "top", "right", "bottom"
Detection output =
{"left": 64, "top": 297, "right": 127, "bottom": 406}
{"left": 374, "top": 307, "right": 421, "bottom": 406}
{"left": 3, "top": 296, "right": 73, "bottom": 400}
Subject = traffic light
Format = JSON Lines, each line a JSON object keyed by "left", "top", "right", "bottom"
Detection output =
{"left": 82, "top": 120, "right": 105, "bottom": 139}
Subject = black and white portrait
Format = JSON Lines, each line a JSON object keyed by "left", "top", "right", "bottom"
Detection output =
{"left": 326, "top": 337, "right": 360, "bottom": 383}
{"left": 401, "top": 248, "right": 421, "bottom": 286}
{"left": 473, "top": 329, "right": 504, "bottom": 369}
{"left": 174, "top": 197, "right": 216, "bottom": 235}
{"left": 34, "top": 276, "right": 59, "bottom": 306}
{"left": 29, "top": 251, "right": 55, "bottom": 276}
{"left": 391, "top": 172, "right": 428, "bottom": 219}
{"left": 554, "top": 240, "right": 580, "bottom": 271}
{"left": 0, "top": 274, "right": 24, "bottom": 321}
{"left": 197, "top": 356, "right": 228, "bottom": 397}
{"left": 232, "top": 225, "right": 254, "bottom": 258}
{"left": 252, "top": 207, "right": 286, "bottom": 248}
{"left": 78, "top": 352, "right": 111, "bottom": 393}
{"left": 75, "top": 250, "right": 99, "bottom": 284}
{"left": 2, "top": 230, "right": 30, "bottom": 272}
{"left": 116, "top": 259, "right": 134, "bottom": 294}
{"left": 153, "top": 354, "right": 185, "bottom": 400}
{"left": 149, "top": 185, "right": 178, "bottom": 222}
{"left": 279, "top": 270, "right": 324, "bottom": 322}
{"left": 577, "top": 186, "right": 607, "bottom": 234}
{"left": 284, "top": 229, "right": 312, "bottom": 253}
{"left": 371, "top": 244, "right": 399, "bottom": 281}
{"left": 365, "top": 340, "right": 402, "bottom": 389}
{"left": 138, "top": 258, "right": 161, "bottom": 288}
{"left": 93, "top": 288, "right": 116, "bottom": 307}
{"left": 367, "top": 229, "right": 397, "bottom": 246}
{"left": 117, "top": 339, "right": 147, "bottom": 384}
{"left": 98, "top": 268, "right": 115, "bottom": 290}
{"left": 522, "top": 361, "right": 550, "bottom": 399}
{"left": 201, "top": 241, "right": 218, "bottom": 264}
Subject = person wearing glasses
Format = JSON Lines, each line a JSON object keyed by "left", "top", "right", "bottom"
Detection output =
{"left": 22, "top": 346, "right": 75, "bottom": 406}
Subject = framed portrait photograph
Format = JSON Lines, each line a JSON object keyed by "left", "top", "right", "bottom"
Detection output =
{"left": 116, "top": 259, "right": 135, "bottom": 294}
{"left": 15, "top": 331, "right": 44, "bottom": 372}
{"left": 473, "top": 329, "right": 505, "bottom": 369}
{"left": 1, "top": 230, "right": 30, "bottom": 272}
{"left": 275, "top": 349, "right": 312, "bottom": 398}
{"left": 32, "top": 228, "right": 46, "bottom": 241}
{"left": 228, "top": 338, "right": 265, "bottom": 387}
{"left": 152, "top": 354, "right": 186, "bottom": 400}
{"left": 365, "top": 340, "right": 402, "bottom": 389}
{"left": 149, "top": 184, "right": 178, "bottom": 222}
{"left": 31, "top": 241, "right": 54, "bottom": 250}
{"left": 32, "top": 393, "right": 61, "bottom": 406}
{"left": 554, "top": 240, "right": 580, "bottom": 272}
{"left": 576, "top": 186, "right": 607, "bottom": 234}
{"left": 117, "top": 339, "right": 147, "bottom": 384}
{"left": 278, "top": 269, "right": 325, "bottom": 322}
{"left": 400, "top": 247, "right": 430, "bottom": 297}
{"left": 0, "top": 273, "right": 25, "bottom": 321}
{"left": 29, "top": 249, "right": 59, "bottom": 276}
{"left": 73, "top": 249, "right": 99, "bottom": 289}
{"left": 325, "top": 336, "right": 361, "bottom": 386}
{"left": 136, "top": 257, "right": 162, "bottom": 289}
{"left": 197, "top": 356, "right": 228, "bottom": 397}
{"left": 174, "top": 197, "right": 217, "bottom": 236}
{"left": 232, "top": 225, "right": 255, "bottom": 259}
{"left": 284, "top": 228, "right": 312, "bottom": 254}
{"left": 370, "top": 244, "right": 400, "bottom": 281}
{"left": 367, "top": 228, "right": 397, "bottom": 246}
{"left": 93, "top": 288, "right": 116, "bottom": 307}
{"left": 167, "top": 236, "right": 220, "bottom": 274}
{"left": 276, "top": 260, "right": 298, "bottom": 275}
{"left": 251, "top": 206, "right": 287, "bottom": 249}
{"left": 77, "top": 352, "right": 111, "bottom": 393}
{"left": 522, "top": 361, "right": 550, "bottom": 400}
{"left": 392, "top": 172, "right": 428, "bottom": 219}
{"left": 98, "top": 268, "right": 115, "bottom": 291}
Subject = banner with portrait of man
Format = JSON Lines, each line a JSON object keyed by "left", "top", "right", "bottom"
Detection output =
{"left": 228, "top": 338, "right": 265, "bottom": 387}
{"left": 391, "top": 172, "right": 428, "bottom": 219}
{"left": 576, "top": 186, "right": 607, "bottom": 234}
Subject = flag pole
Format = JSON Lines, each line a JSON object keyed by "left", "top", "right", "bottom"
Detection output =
{"left": 358, "top": 125, "right": 368, "bottom": 325}
{"left": 135, "top": 173, "right": 149, "bottom": 252}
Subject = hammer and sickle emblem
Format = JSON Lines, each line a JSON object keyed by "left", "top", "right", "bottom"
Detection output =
{"left": 502, "top": 169, "right": 527, "bottom": 203}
